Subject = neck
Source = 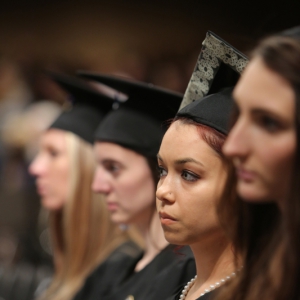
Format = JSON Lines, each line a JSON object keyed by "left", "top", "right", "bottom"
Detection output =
{"left": 135, "top": 211, "right": 169, "bottom": 271}
{"left": 189, "top": 233, "right": 237, "bottom": 296}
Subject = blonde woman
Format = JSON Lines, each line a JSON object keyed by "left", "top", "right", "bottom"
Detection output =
{"left": 29, "top": 73, "right": 141, "bottom": 300}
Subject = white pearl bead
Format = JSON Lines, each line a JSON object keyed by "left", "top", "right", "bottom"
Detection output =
{"left": 179, "top": 270, "right": 241, "bottom": 299}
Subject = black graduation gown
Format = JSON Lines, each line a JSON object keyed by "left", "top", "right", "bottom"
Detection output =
{"left": 73, "top": 240, "right": 142, "bottom": 300}
{"left": 105, "top": 244, "right": 196, "bottom": 300}
{"left": 170, "top": 285, "right": 217, "bottom": 300}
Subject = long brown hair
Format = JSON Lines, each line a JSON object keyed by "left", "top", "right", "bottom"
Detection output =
{"left": 217, "top": 35, "right": 300, "bottom": 300}
{"left": 39, "top": 132, "right": 127, "bottom": 300}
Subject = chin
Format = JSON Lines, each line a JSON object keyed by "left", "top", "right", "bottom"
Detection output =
{"left": 110, "top": 214, "right": 130, "bottom": 225}
{"left": 163, "top": 231, "right": 187, "bottom": 245}
{"left": 42, "top": 199, "right": 63, "bottom": 211}
{"left": 237, "top": 183, "right": 273, "bottom": 203}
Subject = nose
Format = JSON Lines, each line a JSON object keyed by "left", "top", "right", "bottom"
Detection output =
{"left": 92, "top": 168, "right": 112, "bottom": 194}
{"left": 156, "top": 176, "right": 175, "bottom": 204}
{"left": 28, "top": 154, "right": 45, "bottom": 177}
{"left": 223, "top": 117, "right": 250, "bottom": 161}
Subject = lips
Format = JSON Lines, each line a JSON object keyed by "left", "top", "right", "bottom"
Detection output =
{"left": 159, "top": 211, "right": 177, "bottom": 225}
{"left": 236, "top": 167, "right": 256, "bottom": 182}
{"left": 36, "top": 183, "right": 47, "bottom": 196}
{"left": 107, "top": 202, "right": 119, "bottom": 211}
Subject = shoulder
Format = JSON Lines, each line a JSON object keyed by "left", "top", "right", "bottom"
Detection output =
{"left": 143, "top": 246, "right": 196, "bottom": 299}
{"left": 107, "top": 240, "right": 142, "bottom": 263}
{"left": 73, "top": 241, "right": 142, "bottom": 300}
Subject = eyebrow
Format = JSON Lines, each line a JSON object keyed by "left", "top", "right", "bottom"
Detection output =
{"left": 157, "top": 154, "right": 204, "bottom": 167}
{"left": 234, "top": 97, "right": 286, "bottom": 123}
{"left": 251, "top": 108, "right": 281, "bottom": 118}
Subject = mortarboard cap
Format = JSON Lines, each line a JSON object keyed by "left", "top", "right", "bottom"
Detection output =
{"left": 48, "top": 72, "right": 114, "bottom": 144}
{"left": 179, "top": 31, "right": 248, "bottom": 110}
{"left": 177, "top": 88, "right": 234, "bottom": 135}
{"left": 77, "top": 72, "right": 183, "bottom": 157}
{"left": 177, "top": 31, "right": 249, "bottom": 135}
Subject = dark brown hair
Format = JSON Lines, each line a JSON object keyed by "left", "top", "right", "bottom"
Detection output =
{"left": 217, "top": 35, "right": 300, "bottom": 300}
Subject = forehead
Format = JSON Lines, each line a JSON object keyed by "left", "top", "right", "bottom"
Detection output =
{"left": 41, "top": 129, "right": 67, "bottom": 145}
{"left": 160, "top": 121, "right": 220, "bottom": 164}
{"left": 94, "top": 141, "right": 145, "bottom": 163}
{"left": 162, "top": 121, "right": 199, "bottom": 146}
{"left": 234, "top": 57, "right": 295, "bottom": 114}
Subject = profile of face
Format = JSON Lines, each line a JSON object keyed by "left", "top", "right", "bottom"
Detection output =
{"left": 92, "top": 142, "right": 155, "bottom": 225}
{"left": 156, "top": 121, "right": 228, "bottom": 245}
{"left": 29, "top": 129, "right": 70, "bottom": 211}
{"left": 223, "top": 57, "right": 296, "bottom": 203}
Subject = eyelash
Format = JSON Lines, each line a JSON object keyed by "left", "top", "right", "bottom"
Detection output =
{"left": 158, "top": 166, "right": 199, "bottom": 182}
{"left": 256, "top": 115, "right": 281, "bottom": 133}
{"left": 158, "top": 166, "right": 167, "bottom": 178}
{"left": 49, "top": 149, "right": 59, "bottom": 157}
{"left": 104, "top": 162, "right": 121, "bottom": 175}
{"left": 181, "top": 170, "right": 199, "bottom": 182}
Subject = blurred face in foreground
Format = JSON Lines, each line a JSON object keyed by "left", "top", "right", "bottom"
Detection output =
{"left": 223, "top": 57, "right": 296, "bottom": 204}
{"left": 156, "top": 121, "right": 227, "bottom": 245}
{"left": 93, "top": 142, "right": 155, "bottom": 225}
{"left": 29, "top": 129, "right": 70, "bottom": 211}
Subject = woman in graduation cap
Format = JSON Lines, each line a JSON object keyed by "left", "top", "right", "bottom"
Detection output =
{"left": 29, "top": 73, "right": 140, "bottom": 300}
{"left": 156, "top": 32, "right": 248, "bottom": 300}
{"left": 75, "top": 71, "right": 196, "bottom": 300}
{"left": 217, "top": 26, "right": 300, "bottom": 300}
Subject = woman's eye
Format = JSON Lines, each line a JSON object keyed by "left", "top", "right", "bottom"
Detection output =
{"left": 103, "top": 162, "right": 121, "bottom": 175}
{"left": 49, "top": 149, "right": 60, "bottom": 157}
{"left": 181, "top": 170, "right": 199, "bottom": 182}
{"left": 108, "top": 164, "right": 120, "bottom": 173}
{"left": 158, "top": 166, "right": 167, "bottom": 178}
{"left": 257, "top": 115, "right": 281, "bottom": 133}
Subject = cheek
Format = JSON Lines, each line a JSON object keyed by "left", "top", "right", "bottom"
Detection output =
{"left": 190, "top": 195, "right": 218, "bottom": 223}
{"left": 120, "top": 173, "right": 155, "bottom": 209}
{"left": 176, "top": 194, "right": 220, "bottom": 245}
{"left": 181, "top": 183, "right": 219, "bottom": 226}
{"left": 187, "top": 170, "right": 227, "bottom": 224}
{"left": 53, "top": 160, "right": 70, "bottom": 200}
{"left": 248, "top": 136, "right": 296, "bottom": 202}
{"left": 269, "top": 145, "right": 296, "bottom": 197}
{"left": 261, "top": 140, "right": 295, "bottom": 179}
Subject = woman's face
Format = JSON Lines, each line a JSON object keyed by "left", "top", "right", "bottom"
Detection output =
{"left": 156, "top": 121, "right": 227, "bottom": 245}
{"left": 93, "top": 142, "right": 155, "bottom": 225}
{"left": 29, "top": 129, "right": 70, "bottom": 211}
{"left": 223, "top": 57, "right": 296, "bottom": 203}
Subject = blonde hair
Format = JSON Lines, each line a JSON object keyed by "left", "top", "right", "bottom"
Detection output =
{"left": 39, "top": 132, "right": 127, "bottom": 300}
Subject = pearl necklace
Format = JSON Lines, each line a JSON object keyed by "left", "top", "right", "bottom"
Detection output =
{"left": 179, "top": 271, "right": 237, "bottom": 299}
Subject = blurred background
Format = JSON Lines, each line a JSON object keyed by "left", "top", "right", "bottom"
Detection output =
{"left": 0, "top": 0, "right": 298, "bottom": 298}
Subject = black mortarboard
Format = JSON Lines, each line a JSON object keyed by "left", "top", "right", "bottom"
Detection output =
{"left": 179, "top": 31, "right": 248, "bottom": 110}
{"left": 48, "top": 72, "right": 114, "bottom": 144}
{"left": 77, "top": 72, "right": 183, "bottom": 157}
{"left": 177, "top": 31, "right": 249, "bottom": 134}
{"left": 177, "top": 88, "right": 234, "bottom": 135}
